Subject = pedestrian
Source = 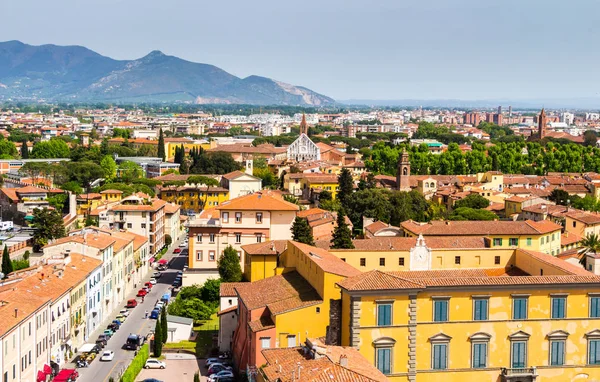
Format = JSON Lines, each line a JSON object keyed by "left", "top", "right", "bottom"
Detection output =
{"left": 142, "top": 296, "right": 145, "bottom": 303}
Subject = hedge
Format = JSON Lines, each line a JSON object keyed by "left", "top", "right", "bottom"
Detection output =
{"left": 120, "top": 343, "right": 149, "bottom": 382}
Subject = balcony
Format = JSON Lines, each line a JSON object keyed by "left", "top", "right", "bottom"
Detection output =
{"left": 501, "top": 367, "right": 537, "bottom": 382}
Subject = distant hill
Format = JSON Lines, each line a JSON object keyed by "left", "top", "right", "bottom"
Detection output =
{"left": 0, "top": 41, "right": 335, "bottom": 106}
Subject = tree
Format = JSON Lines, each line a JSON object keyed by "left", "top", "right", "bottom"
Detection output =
{"left": 217, "top": 245, "right": 243, "bottom": 282}
{"left": 164, "top": 235, "right": 172, "bottom": 247}
{"left": 291, "top": 217, "right": 315, "bottom": 245}
{"left": 31, "top": 208, "right": 66, "bottom": 251}
{"left": 201, "top": 279, "right": 221, "bottom": 304}
{"left": 331, "top": 210, "right": 354, "bottom": 249}
{"left": 337, "top": 168, "right": 354, "bottom": 209}
{"left": 20, "top": 140, "right": 29, "bottom": 159}
{"left": 158, "top": 128, "right": 166, "bottom": 161}
{"left": 454, "top": 194, "right": 490, "bottom": 209}
{"left": 579, "top": 233, "right": 600, "bottom": 268}
{"left": 449, "top": 207, "right": 498, "bottom": 221}
{"left": 153, "top": 317, "right": 162, "bottom": 357}
{"left": 1, "top": 245, "right": 13, "bottom": 277}
{"left": 31, "top": 139, "right": 70, "bottom": 159}
{"left": 167, "top": 297, "right": 214, "bottom": 321}
{"left": 188, "top": 175, "right": 220, "bottom": 211}
{"left": 161, "top": 307, "right": 168, "bottom": 344}
{"left": 47, "top": 193, "right": 68, "bottom": 212}
{"left": 66, "top": 162, "right": 105, "bottom": 191}
{"left": 117, "top": 161, "right": 143, "bottom": 183}
{"left": 584, "top": 130, "right": 598, "bottom": 147}
{"left": 319, "top": 190, "right": 332, "bottom": 201}
{"left": 549, "top": 189, "right": 571, "bottom": 206}
{"left": 100, "top": 155, "right": 117, "bottom": 180}
{"left": 194, "top": 372, "right": 200, "bottom": 382}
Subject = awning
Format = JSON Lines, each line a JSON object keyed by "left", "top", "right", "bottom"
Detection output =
{"left": 158, "top": 259, "right": 168, "bottom": 265}
{"left": 148, "top": 257, "right": 155, "bottom": 263}
{"left": 37, "top": 370, "right": 45, "bottom": 382}
{"left": 43, "top": 364, "right": 52, "bottom": 375}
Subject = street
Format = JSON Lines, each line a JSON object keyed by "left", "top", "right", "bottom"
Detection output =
{"left": 77, "top": 243, "right": 189, "bottom": 382}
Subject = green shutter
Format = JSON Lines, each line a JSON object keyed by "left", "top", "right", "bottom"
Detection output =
{"left": 592, "top": 298, "right": 600, "bottom": 318}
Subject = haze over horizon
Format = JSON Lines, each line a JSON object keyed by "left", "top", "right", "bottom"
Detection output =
{"left": 2, "top": 0, "right": 600, "bottom": 102}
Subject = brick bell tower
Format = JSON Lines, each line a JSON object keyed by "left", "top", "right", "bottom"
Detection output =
{"left": 396, "top": 149, "right": 411, "bottom": 191}
{"left": 538, "top": 108, "right": 547, "bottom": 139}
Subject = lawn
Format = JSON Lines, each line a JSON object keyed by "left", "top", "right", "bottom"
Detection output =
{"left": 164, "top": 313, "right": 219, "bottom": 358}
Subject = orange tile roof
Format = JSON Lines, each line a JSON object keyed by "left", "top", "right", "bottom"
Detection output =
{"left": 111, "top": 198, "right": 167, "bottom": 212}
{"left": 220, "top": 282, "right": 246, "bottom": 297}
{"left": 100, "top": 189, "right": 123, "bottom": 194}
{"left": 235, "top": 272, "right": 322, "bottom": 315}
{"left": 217, "top": 305, "right": 238, "bottom": 316}
{"left": 221, "top": 170, "right": 247, "bottom": 180}
{"left": 216, "top": 192, "right": 299, "bottom": 212}
{"left": 164, "top": 203, "right": 180, "bottom": 214}
{"left": 0, "top": 288, "right": 50, "bottom": 338}
{"left": 364, "top": 220, "right": 391, "bottom": 235}
{"left": 0, "top": 188, "right": 18, "bottom": 202}
{"left": 43, "top": 233, "right": 116, "bottom": 250}
{"left": 565, "top": 211, "right": 600, "bottom": 225}
{"left": 401, "top": 219, "right": 562, "bottom": 236}
{"left": 346, "top": 236, "right": 488, "bottom": 251}
{"left": 248, "top": 315, "right": 275, "bottom": 332}
{"left": 16, "top": 185, "right": 48, "bottom": 194}
{"left": 241, "top": 240, "right": 287, "bottom": 256}
{"left": 561, "top": 232, "right": 582, "bottom": 247}
{"left": 288, "top": 241, "right": 361, "bottom": 277}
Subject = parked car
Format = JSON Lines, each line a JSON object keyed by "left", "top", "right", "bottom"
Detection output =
{"left": 213, "top": 377, "right": 235, "bottom": 382}
{"left": 205, "top": 357, "right": 221, "bottom": 367}
{"left": 125, "top": 334, "right": 145, "bottom": 350}
{"left": 137, "top": 289, "right": 148, "bottom": 297}
{"left": 150, "top": 308, "right": 161, "bottom": 319}
{"left": 100, "top": 350, "right": 115, "bottom": 362}
{"left": 208, "top": 364, "right": 232, "bottom": 375}
{"left": 149, "top": 278, "right": 157, "bottom": 285}
{"left": 53, "top": 369, "right": 79, "bottom": 382}
{"left": 144, "top": 359, "right": 166, "bottom": 369}
{"left": 103, "top": 329, "right": 114, "bottom": 338}
{"left": 179, "top": 241, "right": 186, "bottom": 247}
{"left": 144, "top": 282, "right": 153, "bottom": 290}
{"left": 126, "top": 299, "right": 138, "bottom": 308}
{"left": 208, "top": 370, "right": 234, "bottom": 381}
{"left": 141, "top": 379, "right": 163, "bottom": 382}
{"left": 155, "top": 301, "right": 164, "bottom": 310}
{"left": 174, "top": 248, "right": 182, "bottom": 254}
{"left": 115, "top": 315, "right": 126, "bottom": 323}
{"left": 172, "top": 279, "right": 182, "bottom": 287}
{"left": 152, "top": 271, "right": 162, "bottom": 279}
{"left": 96, "top": 335, "right": 108, "bottom": 347}
{"left": 107, "top": 323, "right": 119, "bottom": 332}
{"left": 119, "top": 309, "right": 130, "bottom": 317}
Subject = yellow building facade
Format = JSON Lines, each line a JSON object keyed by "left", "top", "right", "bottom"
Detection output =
{"left": 339, "top": 247, "right": 600, "bottom": 382}
{"left": 166, "top": 141, "right": 212, "bottom": 161}
{"left": 70, "top": 278, "right": 87, "bottom": 350}
{"left": 159, "top": 186, "right": 229, "bottom": 211}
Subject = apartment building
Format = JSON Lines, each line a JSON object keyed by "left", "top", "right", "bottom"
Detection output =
{"left": 85, "top": 264, "right": 103, "bottom": 340}
{"left": 164, "top": 203, "right": 182, "bottom": 243}
{"left": 185, "top": 192, "right": 298, "bottom": 286}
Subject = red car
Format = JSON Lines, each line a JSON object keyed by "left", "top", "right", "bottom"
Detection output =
{"left": 53, "top": 369, "right": 79, "bottom": 382}
{"left": 136, "top": 289, "right": 147, "bottom": 297}
{"left": 126, "top": 299, "right": 138, "bottom": 308}
{"left": 144, "top": 282, "right": 153, "bottom": 290}
{"left": 174, "top": 248, "right": 181, "bottom": 254}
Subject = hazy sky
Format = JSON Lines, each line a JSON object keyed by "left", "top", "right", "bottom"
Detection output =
{"left": 2, "top": 0, "right": 600, "bottom": 101}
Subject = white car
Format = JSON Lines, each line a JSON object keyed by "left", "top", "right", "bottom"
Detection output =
{"left": 179, "top": 242, "right": 187, "bottom": 248}
{"left": 100, "top": 350, "right": 114, "bottom": 361}
{"left": 155, "top": 301, "right": 164, "bottom": 309}
{"left": 149, "top": 278, "right": 157, "bottom": 285}
{"left": 205, "top": 357, "right": 220, "bottom": 367}
{"left": 209, "top": 370, "right": 234, "bottom": 381}
{"left": 119, "top": 309, "right": 130, "bottom": 317}
{"left": 144, "top": 358, "right": 166, "bottom": 369}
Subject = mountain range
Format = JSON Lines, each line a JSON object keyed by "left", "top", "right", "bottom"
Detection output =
{"left": 0, "top": 41, "right": 335, "bottom": 106}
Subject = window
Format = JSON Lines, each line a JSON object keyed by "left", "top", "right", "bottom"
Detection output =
{"left": 222, "top": 212, "right": 229, "bottom": 223}
{"left": 551, "top": 296, "right": 566, "bottom": 319}
{"left": 379, "top": 258, "right": 385, "bottom": 266}
{"left": 589, "top": 339, "right": 600, "bottom": 365}
{"left": 541, "top": 237, "right": 545, "bottom": 245}
{"left": 511, "top": 341, "right": 527, "bottom": 368}
{"left": 141, "top": 223, "right": 146, "bottom": 229}
{"left": 377, "top": 303, "right": 392, "bottom": 326}
{"left": 494, "top": 256, "right": 500, "bottom": 265}
{"left": 399, "top": 257, "right": 405, "bottom": 266}
{"left": 377, "top": 348, "right": 392, "bottom": 375}
{"left": 287, "top": 335, "right": 296, "bottom": 347}
{"left": 209, "top": 233, "right": 215, "bottom": 243}
{"left": 433, "top": 299, "right": 449, "bottom": 322}
{"left": 454, "top": 256, "right": 460, "bottom": 265}
{"left": 591, "top": 296, "right": 600, "bottom": 318}
{"left": 255, "top": 234, "right": 262, "bottom": 243}
{"left": 493, "top": 238, "right": 502, "bottom": 246}
{"left": 473, "top": 298, "right": 489, "bottom": 321}
{"left": 196, "top": 251, "right": 202, "bottom": 261}
{"left": 512, "top": 296, "right": 528, "bottom": 320}
{"left": 235, "top": 233, "right": 242, "bottom": 243}
{"left": 127, "top": 223, "right": 132, "bottom": 229}
{"left": 209, "top": 251, "right": 215, "bottom": 261}
{"left": 360, "top": 258, "right": 366, "bottom": 267}
{"left": 573, "top": 221, "right": 577, "bottom": 228}
{"left": 432, "top": 343, "right": 447, "bottom": 370}
{"left": 197, "top": 234, "right": 202, "bottom": 243}
{"left": 235, "top": 212, "right": 242, "bottom": 223}
{"left": 260, "top": 337, "right": 270, "bottom": 349}
{"left": 550, "top": 340, "right": 565, "bottom": 366}
{"left": 316, "top": 307, "right": 320, "bottom": 313}
{"left": 256, "top": 213, "right": 263, "bottom": 223}
{"left": 472, "top": 343, "right": 487, "bottom": 368}
{"left": 509, "top": 238, "right": 518, "bottom": 246}
{"left": 526, "top": 238, "right": 532, "bottom": 246}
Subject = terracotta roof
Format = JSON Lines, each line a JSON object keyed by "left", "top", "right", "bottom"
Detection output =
{"left": 221, "top": 170, "right": 247, "bottom": 180}
{"left": 217, "top": 305, "right": 238, "bottom": 316}
{"left": 288, "top": 241, "right": 361, "bottom": 277}
{"left": 220, "top": 282, "right": 246, "bottom": 298}
{"left": 164, "top": 203, "right": 180, "bottom": 215}
{"left": 248, "top": 316, "right": 275, "bottom": 332}
{"left": 235, "top": 272, "right": 322, "bottom": 314}
{"left": 76, "top": 193, "right": 102, "bottom": 200}
{"left": 338, "top": 270, "right": 424, "bottom": 291}
{"left": 521, "top": 204, "right": 566, "bottom": 215}
{"left": 346, "top": 236, "right": 489, "bottom": 251}
{"left": 217, "top": 192, "right": 299, "bottom": 212}
{"left": 561, "top": 232, "right": 582, "bottom": 247}
{"left": 518, "top": 249, "right": 591, "bottom": 276}
{"left": 0, "top": 288, "right": 50, "bottom": 338}
{"left": 297, "top": 208, "right": 329, "bottom": 218}
{"left": 564, "top": 211, "right": 600, "bottom": 225}
{"left": 111, "top": 198, "right": 167, "bottom": 212}
{"left": 364, "top": 221, "right": 391, "bottom": 235}
{"left": 0, "top": 188, "right": 18, "bottom": 202}
{"left": 15, "top": 185, "right": 48, "bottom": 194}
{"left": 100, "top": 189, "right": 123, "bottom": 194}
{"left": 401, "top": 219, "right": 562, "bottom": 236}
{"left": 43, "top": 233, "right": 116, "bottom": 250}
{"left": 241, "top": 240, "right": 287, "bottom": 255}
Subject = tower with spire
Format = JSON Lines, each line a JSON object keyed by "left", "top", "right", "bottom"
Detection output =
{"left": 286, "top": 113, "right": 320, "bottom": 162}
{"left": 538, "top": 108, "right": 547, "bottom": 139}
{"left": 396, "top": 149, "right": 411, "bottom": 191}
{"left": 300, "top": 113, "right": 308, "bottom": 135}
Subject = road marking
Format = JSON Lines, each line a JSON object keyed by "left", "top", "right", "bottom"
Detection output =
{"left": 103, "top": 360, "right": 124, "bottom": 382}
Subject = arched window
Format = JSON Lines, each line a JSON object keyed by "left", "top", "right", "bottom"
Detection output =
{"left": 403, "top": 167, "right": 408, "bottom": 176}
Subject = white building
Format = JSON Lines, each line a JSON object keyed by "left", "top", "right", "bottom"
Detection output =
{"left": 165, "top": 315, "right": 194, "bottom": 343}
{"left": 217, "top": 283, "right": 243, "bottom": 352}
{"left": 85, "top": 265, "right": 103, "bottom": 341}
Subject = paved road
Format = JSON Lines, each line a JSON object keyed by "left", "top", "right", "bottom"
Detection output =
{"left": 77, "top": 243, "right": 188, "bottom": 382}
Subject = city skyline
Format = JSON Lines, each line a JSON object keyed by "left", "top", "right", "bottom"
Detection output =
{"left": 2, "top": 0, "right": 600, "bottom": 102}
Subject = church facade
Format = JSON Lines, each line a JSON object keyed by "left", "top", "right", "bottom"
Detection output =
{"left": 286, "top": 114, "right": 321, "bottom": 162}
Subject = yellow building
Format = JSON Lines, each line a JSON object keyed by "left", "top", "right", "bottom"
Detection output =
{"left": 401, "top": 219, "right": 563, "bottom": 256}
{"left": 476, "top": 170, "right": 504, "bottom": 191}
{"left": 165, "top": 140, "right": 212, "bottom": 161}
{"left": 70, "top": 276, "right": 87, "bottom": 349}
{"left": 100, "top": 189, "right": 123, "bottom": 203}
{"left": 338, "top": 246, "right": 600, "bottom": 381}
{"left": 284, "top": 173, "right": 340, "bottom": 200}
{"left": 76, "top": 193, "right": 103, "bottom": 216}
{"left": 241, "top": 241, "right": 287, "bottom": 282}
{"left": 158, "top": 185, "right": 229, "bottom": 212}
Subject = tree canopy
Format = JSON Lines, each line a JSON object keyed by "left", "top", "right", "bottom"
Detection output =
{"left": 291, "top": 217, "right": 315, "bottom": 245}
{"left": 331, "top": 210, "right": 354, "bottom": 249}
{"left": 31, "top": 208, "right": 66, "bottom": 251}
{"left": 454, "top": 194, "right": 490, "bottom": 209}
{"left": 31, "top": 139, "right": 70, "bottom": 159}
{"left": 217, "top": 245, "right": 243, "bottom": 282}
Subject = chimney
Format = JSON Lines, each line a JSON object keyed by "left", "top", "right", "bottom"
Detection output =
{"left": 14, "top": 308, "right": 18, "bottom": 318}
{"left": 339, "top": 354, "right": 348, "bottom": 367}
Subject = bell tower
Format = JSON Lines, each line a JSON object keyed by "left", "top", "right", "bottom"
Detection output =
{"left": 396, "top": 149, "right": 411, "bottom": 191}
{"left": 538, "top": 108, "right": 547, "bottom": 139}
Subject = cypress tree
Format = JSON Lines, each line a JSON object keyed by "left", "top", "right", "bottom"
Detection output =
{"left": 291, "top": 217, "right": 315, "bottom": 245}
{"left": 153, "top": 317, "right": 162, "bottom": 357}
{"left": 337, "top": 168, "right": 354, "bottom": 210}
{"left": 20, "top": 140, "right": 29, "bottom": 159}
{"left": 158, "top": 128, "right": 166, "bottom": 161}
{"left": 331, "top": 210, "right": 354, "bottom": 249}
{"left": 1, "top": 245, "right": 12, "bottom": 277}
{"left": 161, "top": 307, "right": 168, "bottom": 344}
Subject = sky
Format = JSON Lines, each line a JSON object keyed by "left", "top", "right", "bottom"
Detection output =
{"left": 2, "top": 0, "right": 600, "bottom": 102}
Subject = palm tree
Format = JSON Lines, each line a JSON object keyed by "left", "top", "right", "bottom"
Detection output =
{"left": 579, "top": 233, "right": 600, "bottom": 269}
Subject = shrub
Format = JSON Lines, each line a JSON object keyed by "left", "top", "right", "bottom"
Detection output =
{"left": 120, "top": 344, "right": 149, "bottom": 382}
